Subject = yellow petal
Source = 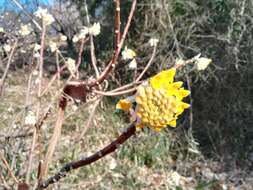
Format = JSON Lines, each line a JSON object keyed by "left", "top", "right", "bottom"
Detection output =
{"left": 150, "top": 68, "right": 176, "bottom": 90}
{"left": 176, "top": 89, "right": 190, "bottom": 100}
{"left": 116, "top": 99, "right": 132, "bottom": 111}
{"left": 172, "top": 81, "right": 183, "bottom": 88}
{"left": 152, "top": 126, "right": 163, "bottom": 132}
{"left": 180, "top": 102, "right": 190, "bottom": 109}
{"left": 168, "top": 119, "right": 177, "bottom": 127}
{"left": 176, "top": 102, "right": 190, "bottom": 116}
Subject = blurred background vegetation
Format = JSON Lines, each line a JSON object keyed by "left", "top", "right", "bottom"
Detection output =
{"left": 1, "top": 0, "right": 253, "bottom": 189}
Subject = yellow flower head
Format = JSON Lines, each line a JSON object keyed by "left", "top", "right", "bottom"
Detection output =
{"left": 116, "top": 68, "right": 190, "bottom": 132}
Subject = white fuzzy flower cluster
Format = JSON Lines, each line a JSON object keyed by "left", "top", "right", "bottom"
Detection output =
{"left": 149, "top": 38, "right": 159, "bottom": 47}
{"left": 0, "top": 27, "right": 4, "bottom": 32}
{"left": 72, "top": 23, "right": 101, "bottom": 43}
{"left": 72, "top": 27, "right": 88, "bottom": 43}
{"left": 88, "top": 22, "right": 101, "bottom": 36}
{"left": 66, "top": 57, "right": 76, "bottom": 76}
{"left": 25, "top": 111, "right": 37, "bottom": 125}
{"left": 33, "top": 43, "right": 41, "bottom": 58}
{"left": 19, "top": 24, "right": 32, "bottom": 36}
{"left": 122, "top": 46, "right": 137, "bottom": 69}
{"left": 49, "top": 41, "right": 58, "bottom": 53}
{"left": 34, "top": 7, "right": 55, "bottom": 26}
{"left": 195, "top": 57, "right": 212, "bottom": 71}
{"left": 122, "top": 46, "right": 136, "bottom": 60}
{"left": 3, "top": 44, "right": 11, "bottom": 52}
{"left": 60, "top": 34, "right": 67, "bottom": 42}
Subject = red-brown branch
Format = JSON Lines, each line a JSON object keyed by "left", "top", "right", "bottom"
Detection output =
{"left": 114, "top": 0, "right": 121, "bottom": 50}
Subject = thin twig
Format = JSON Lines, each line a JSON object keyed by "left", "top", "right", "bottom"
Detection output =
{"left": 163, "top": 1, "right": 182, "bottom": 57}
{"left": 10, "top": 0, "right": 42, "bottom": 30}
{"left": 36, "top": 22, "right": 46, "bottom": 185}
{"left": 0, "top": 40, "right": 18, "bottom": 96}
{"left": 0, "top": 152, "right": 19, "bottom": 184}
{"left": 110, "top": 80, "right": 142, "bottom": 92}
{"left": 93, "top": 87, "right": 137, "bottom": 96}
{"left": 0, "top": 172, "right": 11, "bottom": 189}
{"left": 136, "top": 45, "right": 157, "bottom": 82}
{"left": 88, "top": 0, "right": 137, "bottom": 87}
{"left": 84, "top": 0, "right": 99, "bottom": 78}
{"left": 36, "top": 124, "right": 136, "bottom": 190}
{"left": 37, "top": 24, "right": 46, "bottom": 100}
{"left": 41, "top": 65, "right": 67, "bottom": 96}
{"left": 76, "top": 37, "right": 89, "bottom": 78}
{"left": 77, "top": 98, "right": 102, "bottom": 141}
{"left": 25, "top": 128, "right": 37, "bottom": 184}
{"left": 55, "top": 51, "right": 60, "bottom": 85}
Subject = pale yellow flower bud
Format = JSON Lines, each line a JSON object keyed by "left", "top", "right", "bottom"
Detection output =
{"left": 122, "top": 46, "right": 136, "bottom": 60}
{"left": 3, "top": 44, "right": 11, "bottom": 52}
{"left": 149, "top": 38, "right": 159, "bottom": 47}
{"left": 34, "top": 7, "right": 54, "bottom": 26}
{"left": 49, "top": 41, "right": 58, "bottom": 53}
{"left": 25, "top": 111, "right": 36, "bottom": 125}
{"left": 66, "top": 58, "right": 76, "bottom": 76}
{"left": 19, "top": 24, "right": 32, "bottom": 36}
{"left": 89, "top": 23, "right": 101, "bottom": 36}
{"left": 195, "top": 57, "right": 212, "bottom": 71}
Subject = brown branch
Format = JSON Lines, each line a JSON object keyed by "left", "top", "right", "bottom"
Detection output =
{"left": 36, "top": 124, "right": 136, "bottom": 189}
{"left": 88, "top": 0, "right": 137, "bottom": 87}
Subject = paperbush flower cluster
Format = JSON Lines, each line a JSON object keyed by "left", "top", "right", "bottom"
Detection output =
{"left": 117, "top": 69, "right": 190, "bottom": 131}
{"left": 34, "top": 7, "right": 55, "bottom": 26}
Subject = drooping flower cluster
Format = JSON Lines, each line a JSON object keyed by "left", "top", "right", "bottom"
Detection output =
{"left": 24, "top": 111, "right": 37, "bottom": 125}
{"left": 195, "top": 57, "right": 212, "bottom": 71}
{"left": 116, "top": 68, "right": 190, "bottom": 131}
{"left": 19, "top": 24, "right": 32, "bottom": 36}
{"left": 121, "top": 46, "right": 137, "bottom": 69}
{"left": 122, "top": 46, "right": 136, "bottom": 60}
{"left": 72, "top": 23, "right": 101, "bottom": 43}
{"left": 149, "top": 38, "right": 159, "bottom": 47}
{"left": 66, "top": 57, "right": 76, "bottom": 76}
{"left": 34, "top": 7, "right": 55, "bottom": 26}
